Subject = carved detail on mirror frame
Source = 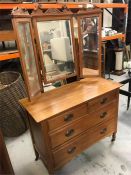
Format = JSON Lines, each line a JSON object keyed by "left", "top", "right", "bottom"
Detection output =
{"left": 11, "top": 7, "right": 29, "bottom": 17}
{"left": 31, "top": 4, "right": 73, "bottom": 17}
{"left": 31, "top": 4, "right": 44, "bottom": 16}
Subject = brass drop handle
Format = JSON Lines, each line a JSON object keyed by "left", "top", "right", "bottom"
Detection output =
{"left": 100, "top": 97, "right": 107, "bottom": 104}
{"left": 100, "top": 112, "right": 107, "bottom": 118}
{"left": 100, "top": 128, "right": 107, "bottom": 134}
{"left": 67, "top": 146, "right": 76, "bottom": 154}
{"left": 65, "top": 129, "right": 74, "bottom": 137}
{"left": 64, "top": 114, "right": 73, "bottom": 122}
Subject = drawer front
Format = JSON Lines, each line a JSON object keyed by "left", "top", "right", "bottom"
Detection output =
{"left": 47, "top": 103, "right": 88, "bottom": 131}
{"left": 49, "top": 102, "right": 117, "bottom": 149}
{"left": 88, "top": 90, "right": 117, "bottom": 112}
{"left": 53, "top": 118, "right": 116, "bottom": 169}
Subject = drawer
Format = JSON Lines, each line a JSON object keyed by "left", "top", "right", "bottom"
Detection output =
{"left": 53, "top": 118, "right": 116, "bottom": 170}
{"left": 88, "top": 90, "right": 117, "bottom": 112}
{"left": 47, "top": 103, "right": 88, "bottom": 131}
{"left": 49, "top": 102, "right": 117, "bottom": 149}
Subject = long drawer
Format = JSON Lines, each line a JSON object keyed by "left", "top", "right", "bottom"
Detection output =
{"left": 53, "top": 118, "right": 116, "bottom": 170}
{"left": 47, "top": 103, "right": 88, "bottom": 131}
{"left": 88, "top": 90, "right": 117, "bottom": 113}
{"left": 49, "top": 101, "right": 117, "bottom": 149}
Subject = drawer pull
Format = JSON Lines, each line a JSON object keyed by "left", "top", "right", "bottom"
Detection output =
{"left": 64, "top": 114, "right": 73, "bottom": 122}
{"left": 100, "top": 128, "right": 107, "bottom": 134}
{"left": 67, "top": 146, "right": 76, "bottom": 154}
{"left": 100, "top": 97, "right": 107, "bottom": 104}
{"left": 100, "top": 112, "right": 107, "bottom": 118}
{"left": 65, "top": 129, "right": 74, "bottom": 137}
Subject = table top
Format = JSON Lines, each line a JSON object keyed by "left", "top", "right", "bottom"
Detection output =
{"left": 20, "top": 77, "right": 121, "bottom": 123}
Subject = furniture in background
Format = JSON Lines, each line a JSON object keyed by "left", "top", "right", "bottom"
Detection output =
{"left": 99, "top": 3, "right": 128, "bottom": 77}
{"left": 119, "top": 77, "right": 131, "bottom": 110}
{"left": 0, "top": 29, "right": 19, "bottom": 61}
{"left": 0, "top": 130, "right": 14, "bottom": 174}
{"left": 0, "top": 71, "right": 28, "bottom": 137}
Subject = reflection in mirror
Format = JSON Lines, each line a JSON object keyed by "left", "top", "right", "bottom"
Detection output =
{"left": 37, "top": 20, "right": 75, "bottom": 82}
{"left": 17, "top": 23, "right": 41, "bottom": 98}
{"left": 81, "top": 17, "right": 99, "bottom": 76}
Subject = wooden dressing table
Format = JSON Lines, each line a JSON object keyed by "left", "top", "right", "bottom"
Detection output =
{"left": 12, "top": 5, "right": 121, "bottom": 174}
{"left": 20, "top": 77, "right": 120, "bottom": 174}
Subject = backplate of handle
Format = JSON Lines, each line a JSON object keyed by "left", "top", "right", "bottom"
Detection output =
{"left": 67, "top": 146, "right": 76, "bottom": 154}
{"left": 100, "top": 112, "right": 107, "bottom": 118}
{"left": 65, "top": 129, "right": 74, "bottom": 137}
{"left": 100, "top": 128, "right": 107, "bottom": 134}
{"left": 64, "top": 114, "right": 73, "bottom": 122}
{"left": 100, "top": 97, "right": 107, "bottom": 104}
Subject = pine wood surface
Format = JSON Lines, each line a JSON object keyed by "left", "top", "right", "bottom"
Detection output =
{"left": 20, "top": 77, "right": 121, "bottom": 123}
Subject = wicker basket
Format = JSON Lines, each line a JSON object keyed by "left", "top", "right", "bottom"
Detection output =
{"left": 0, "top": 71, "right": 28, "bottom": 137}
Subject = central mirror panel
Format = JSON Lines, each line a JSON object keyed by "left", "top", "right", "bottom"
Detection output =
{"left": 37, "top": 20, "right": 75, "bottom": 82}
{"left": 80, "top": 16, "right": 99, "bottom": 77}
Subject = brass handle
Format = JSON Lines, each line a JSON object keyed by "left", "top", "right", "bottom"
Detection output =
{"left": 100, "top": 97, "right": 107, "bottom": 104}
{"left": 67, "top": 146, "right": 76, "bottom": 154}
{"left": 100, "top": 128, "right": 107, "bottom": 134}
{"left": 65, "top": 129, "right": 74, "bottom": 137}
{"left": 100, "top": 112, "right": 107, "bottom": 118}
{"left": 64, "top": 114, "right": 73, "bottom": 122}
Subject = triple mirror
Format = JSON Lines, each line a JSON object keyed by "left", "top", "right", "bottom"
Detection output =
{"left": 12, "top": 6, "right": 101, "bottom": 100}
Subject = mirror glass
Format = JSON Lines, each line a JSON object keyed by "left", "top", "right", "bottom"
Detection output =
{"left": 81, "top": 17, "right": 99, "bottom": 76}
{"left": 17, "top": 22, "right": 41, "bottom": 97}
{"left": 37, "top": 20, "right": 75, "bottom": 82}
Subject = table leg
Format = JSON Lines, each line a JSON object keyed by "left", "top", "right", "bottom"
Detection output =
{"left": 127, "top": 80, "right": 131, "bottom": 110}
{"left": 35, "top": 148, "right": 39, "bottom": 161}
{"left": 111, "top": 132, "right": 116, "bottom": 142}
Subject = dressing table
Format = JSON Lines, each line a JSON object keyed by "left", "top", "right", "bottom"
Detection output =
{"left": 20, "top": 77, "right": 120, "bottom": 174}
{"left": 12, "top": 4, "right": 121, "bottom": 175}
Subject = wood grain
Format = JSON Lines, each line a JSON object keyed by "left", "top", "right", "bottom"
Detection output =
{"left": 47, "top": 102, "right": 88, "bottom": 131}
{"left": 49, "top": 101, "right": 117, "bottom": 149}
{"left": 53, "top": 118, "right": 116, "bottom": 170}
{"left": 20, "top": 77, "right": 121, "bottom": 123}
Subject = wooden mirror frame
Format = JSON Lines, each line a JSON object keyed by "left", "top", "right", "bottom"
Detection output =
{"left": 31, "top": 6, "right": 78, "bottom": 84}
{"left": 12, "top": 8, "right": 43, "bottom": 101}
{"left": 77, "top": 8, "right": 102, "bottom": 78}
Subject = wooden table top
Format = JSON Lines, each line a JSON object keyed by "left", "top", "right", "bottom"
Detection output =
{"left": 20, "top": 77, "right": 121, "bottom": 123}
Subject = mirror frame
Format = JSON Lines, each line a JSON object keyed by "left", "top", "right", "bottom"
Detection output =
{"left": 77, "top": 8, "right": 102, "bottom": 78}
{"left": 31, "top": 6, "right": 78, "bottom": 84}
{"left": 12, "top": 9, "right": 43, "bottom": 101}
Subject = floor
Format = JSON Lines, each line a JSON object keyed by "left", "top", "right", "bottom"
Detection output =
{"left": 5, "top": 74, "right": 131, "bottom": 175}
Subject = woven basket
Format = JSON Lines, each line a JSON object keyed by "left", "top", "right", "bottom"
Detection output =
{"left": 0, "top": 71, "right": 28, "bottom": 137}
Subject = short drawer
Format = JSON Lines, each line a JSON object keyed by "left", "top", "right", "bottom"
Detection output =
{"left": 47, "top": 103, "right": 88, "bottom": 131}
{"left": 53, "top": 118, "right": 116, "bottom": 170}
{"left": 49, "top": 102, "right": 117, "bottom": 149}
{"left": 88, "top": 90, "right": 117, "bottom": 112}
